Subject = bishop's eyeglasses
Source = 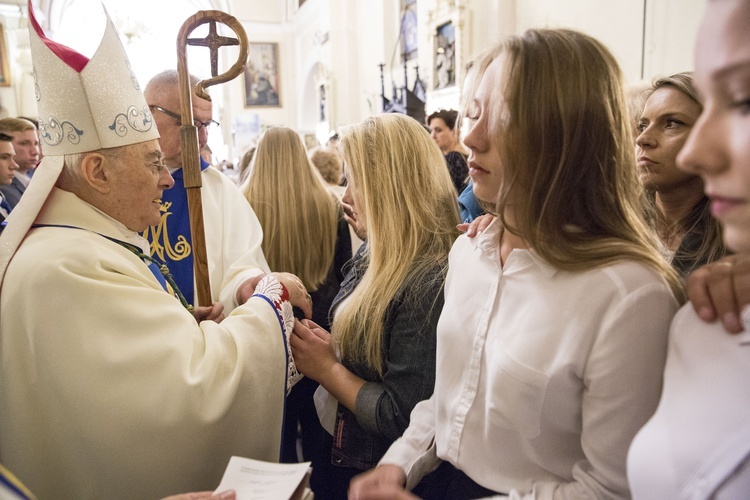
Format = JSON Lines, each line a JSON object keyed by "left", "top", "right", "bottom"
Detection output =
{"left": 101, "top": 152, "right": 168, "bottom": 174}
{"left": 149, "top": 104, "right": 220, "bottom": 131}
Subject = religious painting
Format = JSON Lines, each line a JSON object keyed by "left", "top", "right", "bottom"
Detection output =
{"left": 0, "top": 25, "right": 10, "bottom": 87}
{"left": 434, "top": 21, "right": 455, "bottom": 89}
{"left": 401, "top": 0, "right": 418, "bottom": 62}
{"left": 244, "top": 43, "right": 281, "bottom": 107}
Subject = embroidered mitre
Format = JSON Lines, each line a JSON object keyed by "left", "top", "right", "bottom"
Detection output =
{"left": 0, "top": 1, "right": 159, "bottom": 285}
{"left": 28, "top": 0, "right": 159, "bottom": 155}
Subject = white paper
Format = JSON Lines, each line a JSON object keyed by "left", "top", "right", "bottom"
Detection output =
{"left": 213, "top": 456, "right": 311, "bottom": 500}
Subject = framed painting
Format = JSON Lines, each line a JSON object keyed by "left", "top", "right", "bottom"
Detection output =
{"left": 0, "top": 25, "right": 10, "bottom": 87}
{"left": 244, "top": 42, "right": 281, "bottom": 107}
{"left": 401, "top": 0, "right": 418, "bottom": 62}
{"left": 434, "top": 21, "right": 455, "bottom": 89}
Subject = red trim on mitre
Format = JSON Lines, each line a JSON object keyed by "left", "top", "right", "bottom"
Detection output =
{"left": 28, "top": 0, "right": 89, "bottom": 73}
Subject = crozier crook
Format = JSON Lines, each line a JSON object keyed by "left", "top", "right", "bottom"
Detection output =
{"left": 176, "top": 11, "right": 248, "bottom": 306}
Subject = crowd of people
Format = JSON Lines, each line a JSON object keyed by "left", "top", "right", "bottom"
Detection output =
{"left": 1, "top": 0, "right": 749, "bottom": 498}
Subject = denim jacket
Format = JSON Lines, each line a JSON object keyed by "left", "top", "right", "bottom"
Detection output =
{"left": 329, "top": 246, "right": 446, "bottom": 470}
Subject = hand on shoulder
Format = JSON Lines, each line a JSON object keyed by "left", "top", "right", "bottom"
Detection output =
{"left": 686, "top": 254, "right": 750, "bottom": 333}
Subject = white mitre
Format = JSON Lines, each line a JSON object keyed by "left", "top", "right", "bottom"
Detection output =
{"left": 0, "top": 0, "right": 160, "bottom": 285}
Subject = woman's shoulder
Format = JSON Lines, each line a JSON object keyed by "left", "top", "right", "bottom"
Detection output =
{"left": 670, "top": 303, "right": 750, "bottom": 355}
{"left": 585, "top": 259, "right": 679, "bottom": 309}
{"left": 586, "top": 258, "right": 668, "bottom": 287}
{"left": 445, "top": 150, "right": 466, "bottom": 159}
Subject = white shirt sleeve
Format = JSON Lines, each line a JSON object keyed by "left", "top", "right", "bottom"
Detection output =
{"left": 379, "top": 394, "right": 442, "bottom": 490}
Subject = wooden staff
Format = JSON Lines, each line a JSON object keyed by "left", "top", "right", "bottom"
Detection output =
{"left": 176, "top": 11, "right": 249, "bottom": 307}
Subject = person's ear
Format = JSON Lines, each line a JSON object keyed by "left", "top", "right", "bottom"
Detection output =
{"left": 79, "top": 153, "right": 112, "bottom": 194}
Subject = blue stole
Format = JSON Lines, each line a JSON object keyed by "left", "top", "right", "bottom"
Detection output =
{"left": 0, "top": 463, "right": 34, "bottom": 500}
{"left": 144, "top": 158, "right": 210, "bottom": 306}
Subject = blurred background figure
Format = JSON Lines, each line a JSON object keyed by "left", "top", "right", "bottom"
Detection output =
{"left": 241, "top": 126, "right": 352, "bottom": 483}
{"left": 636, "top": 72, "right": 727, "bottom": 277}
{"left": 309, "top": 146, "right": 344, "bottom": 196}
{"left": 237, "top": 146, "right": 256, "bottom": 184}
{"left": 427, "top": 109, "right": 468, "bottom": 194}
{"left": 0, "top": 117, "right": 40, "bottom": 208}
{"left": 0, "top": 132, "right": 18, "bottom": 226}
{"left": 310, "top": 145, "right": 364, "bottom": 255}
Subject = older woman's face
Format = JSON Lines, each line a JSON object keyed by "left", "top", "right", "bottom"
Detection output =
{"left": 636, "top": 86, "right": 702, "bottom": 193}
{"left": 428, "top": 117, "right": 456, "bottom": 154}
{"left": 678, "top": 0, "right": 750, "bottom": 252}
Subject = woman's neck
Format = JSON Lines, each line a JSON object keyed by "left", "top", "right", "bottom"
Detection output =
{"left": 498, "top": 226, "right": 528, "bottom": 266}
{"left": 654, "top": 179, "right": 705, "bottom": 250}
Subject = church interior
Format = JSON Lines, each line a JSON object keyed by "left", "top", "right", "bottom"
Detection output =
{"left": 6, "top": 0, "right": 750, "bottom": 498}
{"left": 0, "top": 0, "right": 707, "bottom": 168}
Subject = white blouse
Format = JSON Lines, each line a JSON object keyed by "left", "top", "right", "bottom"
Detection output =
{"left": 380, "top": 219, "right": 679, "bottom": 498}
{"left": 628, "top": 306, "right": 750, "bottom": 499}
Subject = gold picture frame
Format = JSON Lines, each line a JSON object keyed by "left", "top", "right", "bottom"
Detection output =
{"left": 243, "top": 42, "right": 281, "bottom": 107}
{"left": 0, "top": 24, "right": 10, "bottom": 87}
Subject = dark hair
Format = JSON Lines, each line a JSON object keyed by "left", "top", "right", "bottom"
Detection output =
{"left": 0, "top": 132, "right": 13, "bottom": 142}
{"left": 427, "top": 109, "right": 459, "bottom": 130}
{"left": 326, "top": 131, "right": 340, "bottom": 146}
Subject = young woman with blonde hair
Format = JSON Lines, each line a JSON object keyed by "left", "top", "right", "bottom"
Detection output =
{"left": 351, "top": 29, "right": 683, "bottom": 499}
{"left": 241, "top": 126, "right": 351, "bottom": 476}
{"left": 243, "top": 127, "right": 349, "bottom": 296}
{"left": 291, "top": 113, "right": 460, "bottom": 498}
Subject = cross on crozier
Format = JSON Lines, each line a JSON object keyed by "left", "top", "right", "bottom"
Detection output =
{"left": 186, "top": 20, "right": 239, "bottom": 77}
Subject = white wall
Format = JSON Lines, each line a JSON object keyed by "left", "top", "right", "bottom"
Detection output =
{"left": 413, "top": 0, "right": 707, "bottom": 115}
{"left": 515, "top": 0, "right": 709, "bottom": 82}
{"left": 514, "top": 0, "right": 644, "bottom": 82}
{"left": 232, "top": 0, "right": 286, "bottom": 24}
{"left": 643, "top": 0, "right": 707, "bottom": 78}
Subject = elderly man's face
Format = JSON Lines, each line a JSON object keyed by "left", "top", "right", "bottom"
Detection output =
{"left": 104, "top": 140, "right": 174, "bottom": 231}
{"left": 146, "top": 85, "right": 213, "bottom": 169}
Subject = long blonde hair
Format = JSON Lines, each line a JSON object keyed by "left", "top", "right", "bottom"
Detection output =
{"left": 471, "top": 29, "right": 684, "bottom": 300}
{"left": 242, "top": 127, "right": 338, "bottom": 291}
{"left": 334, "top": 114, "right": 460, "bottom": 374}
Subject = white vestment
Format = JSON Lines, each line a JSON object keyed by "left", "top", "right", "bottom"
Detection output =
{"left": 0, "top": 188, "right": 288, "bottom": 499}
{"left": 201, "top": 167, "right": 271, "bottom": 311}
